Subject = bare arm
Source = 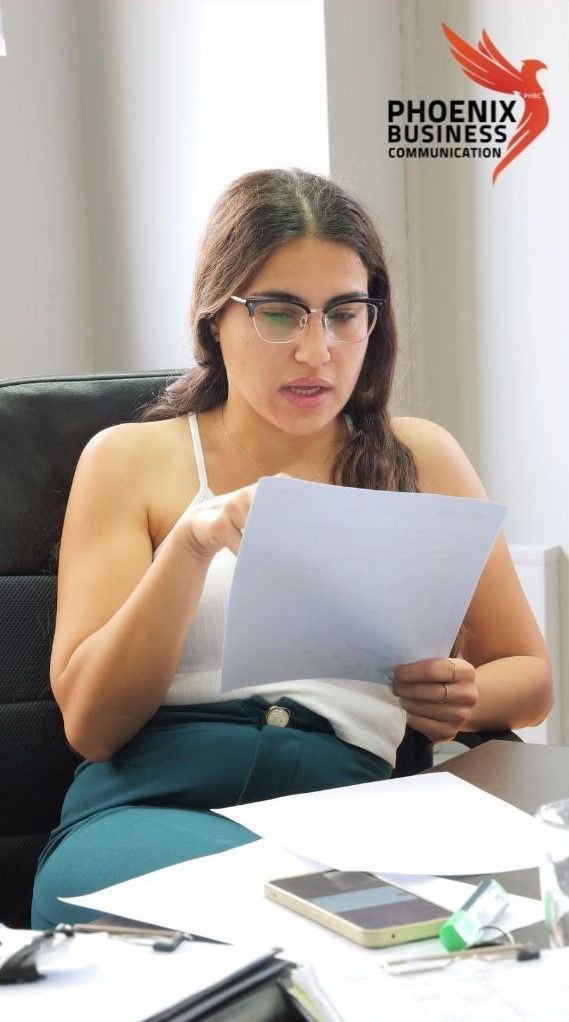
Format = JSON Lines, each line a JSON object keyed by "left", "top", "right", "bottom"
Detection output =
{"left": 51, "top": 425, "right": 254, "bottom": 762}
{"left": 391, "top": 419, "right": 553, "bottom": 740}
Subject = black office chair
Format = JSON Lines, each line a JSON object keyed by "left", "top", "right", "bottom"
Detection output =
{"left": 0, "top": 372, "right": 174, "bottom": 927}
{"left": 0, "top": 373, "right": 521, "bottom": 927}
{"left": 392, "top": 721, "right": 520, "bottom": 777}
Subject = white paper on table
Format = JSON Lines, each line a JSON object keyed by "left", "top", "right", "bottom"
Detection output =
{"left": 312, "top": 946, "right": 569, "bottom": 1022}
{"left": 0, "top": 929, "right": 279, "bottom": 1022}
{"left": 376, "top": 873, "right": 544, "bottom": 932}
{"left": 63, "top": 840, "right": 542, "bottom": 959}
{"left": 215, "top": 772, "right": 544, "bottom": 875}
{"left": 0, "top": 929, "right": 112, "bottom": 976}
{"left": 221, "top": 477, "right": 505, "bottom": 690}
{"left": 62, "top": 841, "right": 362, "bottom": 964}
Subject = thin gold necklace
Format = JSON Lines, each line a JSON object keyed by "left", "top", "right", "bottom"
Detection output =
{"left": 220, "top": 406, "right": 336, "bottom": 482}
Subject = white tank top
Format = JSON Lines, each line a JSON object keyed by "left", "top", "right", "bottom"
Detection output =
{"left": 158, "top": 413, "right": 406, "bottom": 767}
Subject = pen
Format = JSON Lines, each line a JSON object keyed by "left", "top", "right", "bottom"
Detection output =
{"left": 55, "top": 921, "right": 225, "bottom": 950}
{"left": 383, "top": 942, "right": 541, "bottom": 974}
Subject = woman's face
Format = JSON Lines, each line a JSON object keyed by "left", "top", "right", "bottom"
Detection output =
{"left": 215, "top": 236, "right": 370, "bottom": 436}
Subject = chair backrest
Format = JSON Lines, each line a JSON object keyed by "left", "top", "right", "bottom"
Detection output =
{"left": 0, "top": 370, "right": 434, "bottom": 925}
{"left": 0, "top": 372, "right": 173, "bottom": 926}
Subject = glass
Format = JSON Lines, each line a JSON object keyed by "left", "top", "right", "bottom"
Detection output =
{"left": 535, "top": 798, "right": 569, "bottom": 947}
{"left": 230, "top": 295, "right": 382, "bottom": 345}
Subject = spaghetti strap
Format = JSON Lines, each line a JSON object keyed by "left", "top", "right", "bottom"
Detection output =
{"left": 187, "top": 413, "right": 210, "bottom": 495}
{"left": 153, "top": 415, "right": 211, "bottom": 558}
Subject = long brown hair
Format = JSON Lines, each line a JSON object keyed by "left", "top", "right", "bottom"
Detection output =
{"left": 143, "top": 168, "right": 418, "bottom": 494}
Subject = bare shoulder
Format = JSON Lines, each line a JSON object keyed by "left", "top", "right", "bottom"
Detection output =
{"left": 79, "top": 415, "right": 196, "bottom": 485}
{"left": 391, "top": 416, "right": 487, "bottom": 499}
{"left": 83, "top": 416, "right": 183, "bottom": 465}
{"left": 71, "top": 418, "right": 176, "bottom": 510}
{"left": 73, "top": 416, "right": 199, "bottom": 544}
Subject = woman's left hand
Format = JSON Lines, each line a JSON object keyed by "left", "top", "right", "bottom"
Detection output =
{"left": 392, "top": 658, "right": 478, "bottom": 742}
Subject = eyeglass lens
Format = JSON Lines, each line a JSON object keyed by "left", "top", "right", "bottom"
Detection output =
{"left": 252, "top": 301, "right": 378, "bottom": 344}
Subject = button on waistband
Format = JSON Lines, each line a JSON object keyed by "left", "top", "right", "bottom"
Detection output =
{"left": 264, "top": 705, "right": 291, "bottom": 728}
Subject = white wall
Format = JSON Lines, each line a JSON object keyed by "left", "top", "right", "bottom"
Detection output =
{"left": 0, "top": 0, "right": 93, "bottom": 377}
{"left": 75, "top": 0, "right": 329, "bottom": 373}
{"left": 513, "top": 546, "right": 562, "bottom": 744}
{"left": 1, "top": 0, "right": 328, "bottom": 376}
{"left": 324, "top": 0, "right": 413, "bottom": 411}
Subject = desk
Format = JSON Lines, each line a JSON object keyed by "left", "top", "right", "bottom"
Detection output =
{"left": 430, "top": 740, "right": 569, "bottom": 812}
{"left": 45, "top": 741, "right": 569, "bottom": 1022}
{"left": 309, "top": 741, "right": 569, "bottom": 1022}
{"left": 431, "top": 740, "right": 569, "bottom": 947}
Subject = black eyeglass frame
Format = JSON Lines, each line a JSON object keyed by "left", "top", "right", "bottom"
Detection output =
{"left": 229, "top": 295, "right": 384, "bottom": 345}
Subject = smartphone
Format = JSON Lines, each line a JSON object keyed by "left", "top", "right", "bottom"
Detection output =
{"left": 265, "top": 870, "right": 450, "bottom": 948}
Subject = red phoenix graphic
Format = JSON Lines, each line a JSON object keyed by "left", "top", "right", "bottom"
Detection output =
{"left": 442, "top": 23, "right": 548, "bottom": 183}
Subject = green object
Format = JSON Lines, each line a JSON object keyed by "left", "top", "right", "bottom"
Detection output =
{"left": 439, "top": 879, "right": 509, "bottom": 951}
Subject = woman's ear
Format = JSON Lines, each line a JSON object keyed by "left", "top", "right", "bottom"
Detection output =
{"left": 209, "top": 315, "right": 220, "bottom": 342}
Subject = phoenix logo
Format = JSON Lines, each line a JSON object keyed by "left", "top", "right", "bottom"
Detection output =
{"left": 442, "top": 23, "right": 548, "bottom": 183}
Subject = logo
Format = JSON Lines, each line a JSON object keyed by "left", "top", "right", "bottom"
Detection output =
{"left": 442, "top": 23, "right": 548, "bottom": 183}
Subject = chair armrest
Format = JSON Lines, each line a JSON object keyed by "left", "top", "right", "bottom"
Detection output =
{"left": 454, "top": 729, "right": 523, "bottom": 749}
{"left": 393, "top": 727, "right": 433, "bottom": 777}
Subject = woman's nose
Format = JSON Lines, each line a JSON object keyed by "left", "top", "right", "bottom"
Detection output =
{"left": 293, "top": 312, "right": 332, "bottom": 366}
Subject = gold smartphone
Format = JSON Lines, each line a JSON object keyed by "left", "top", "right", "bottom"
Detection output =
{"left": 265, "top": 870, "right": 450, "bottom": 948}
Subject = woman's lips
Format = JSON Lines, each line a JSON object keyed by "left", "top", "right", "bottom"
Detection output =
{"left": 280, "top": 383, "right": 331, "bottom": 408}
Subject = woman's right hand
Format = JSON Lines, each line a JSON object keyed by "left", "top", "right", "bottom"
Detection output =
{"left": 178, "top": 471, "right": 290, "bottom": 559}
{"left": 176, "top": 482, "right": 258, "bottom": 559}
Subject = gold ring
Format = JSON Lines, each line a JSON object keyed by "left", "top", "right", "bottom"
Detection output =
{"left": 439, "top": 682, "right": 449, "bottom": 705}
{"left": 448, "top": 658, "right": 457, "bottom": 682}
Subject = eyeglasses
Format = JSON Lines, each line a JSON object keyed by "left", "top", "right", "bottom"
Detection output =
{"left": 230, "top": 295, "right": 382, "bottom": 345}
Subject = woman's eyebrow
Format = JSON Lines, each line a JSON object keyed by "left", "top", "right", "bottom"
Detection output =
{"left": 248, "top": 290, "right": 302, "bottom": 302}
{"left": 247, "top": 290, "right": 369, "bottom": 304}
{"left": 325, "top": 291, "right": 370, "bottom": 305}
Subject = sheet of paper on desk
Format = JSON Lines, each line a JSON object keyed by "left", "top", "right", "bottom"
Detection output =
{"left": 376, "top": 874, "right": 544, "bottom": 931}
{"left": 0, "top": 930, "right": 278, "bottom": 1022}
{"left": 63, "top": 841, "right": 356, "bottom": 963}
{"left": 313, "top": 946, "right": 569, "bottom": 1022}
{"left": 216, "top": 772, "right": 543, "bottom": 875}
{"left": 221, "top": 477, "right": 505, "bottom": 689}
{"left": 64, "top": 839, "right": 542, "bottom": 958}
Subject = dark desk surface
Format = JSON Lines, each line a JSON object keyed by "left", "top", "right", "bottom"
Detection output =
{"left": 430, "top": 740, "right": 569, "bottom": 946}
{"left": 431, "top": 740, "right": 569, "bottom": 813}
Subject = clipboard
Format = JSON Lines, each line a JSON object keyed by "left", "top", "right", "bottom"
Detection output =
{"left": 0, "top": 922, "right": 295, "bottom": 1022}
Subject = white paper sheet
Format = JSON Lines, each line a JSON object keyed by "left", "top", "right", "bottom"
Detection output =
{"left": 64, "top": 839, "right": 543, "bottom": 959}
{"left": 376, "top": 873, "right": 544, "bottom": 932}
{"left": 63, "top": 841, "right": 353, "bottom": 963}
{"left": 63, "top": 847, "right": 546, "bottom": 1022}
{"left": 215, "top": 772, "right": 544, "bottom": 875}
{"left": 313, "top": 946, "right": 569, "bottom": 1022}
{"left": 0, "top": 928, "right": 278, "bottom": 1022}
{"left": 221, "top": 477, "right": 505, "bottom": 689}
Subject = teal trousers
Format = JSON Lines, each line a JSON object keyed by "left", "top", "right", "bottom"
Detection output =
{"left": 32, "top": 697, "right": 391, "bottom": 928}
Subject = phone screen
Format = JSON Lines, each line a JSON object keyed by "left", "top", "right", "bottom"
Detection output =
{"left": 269, "top": 871, "right": 447, "bottom": 929}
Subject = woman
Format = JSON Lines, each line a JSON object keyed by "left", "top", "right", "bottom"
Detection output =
{"left": 32, "top": 169, "right": 552, "bottom": 928}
